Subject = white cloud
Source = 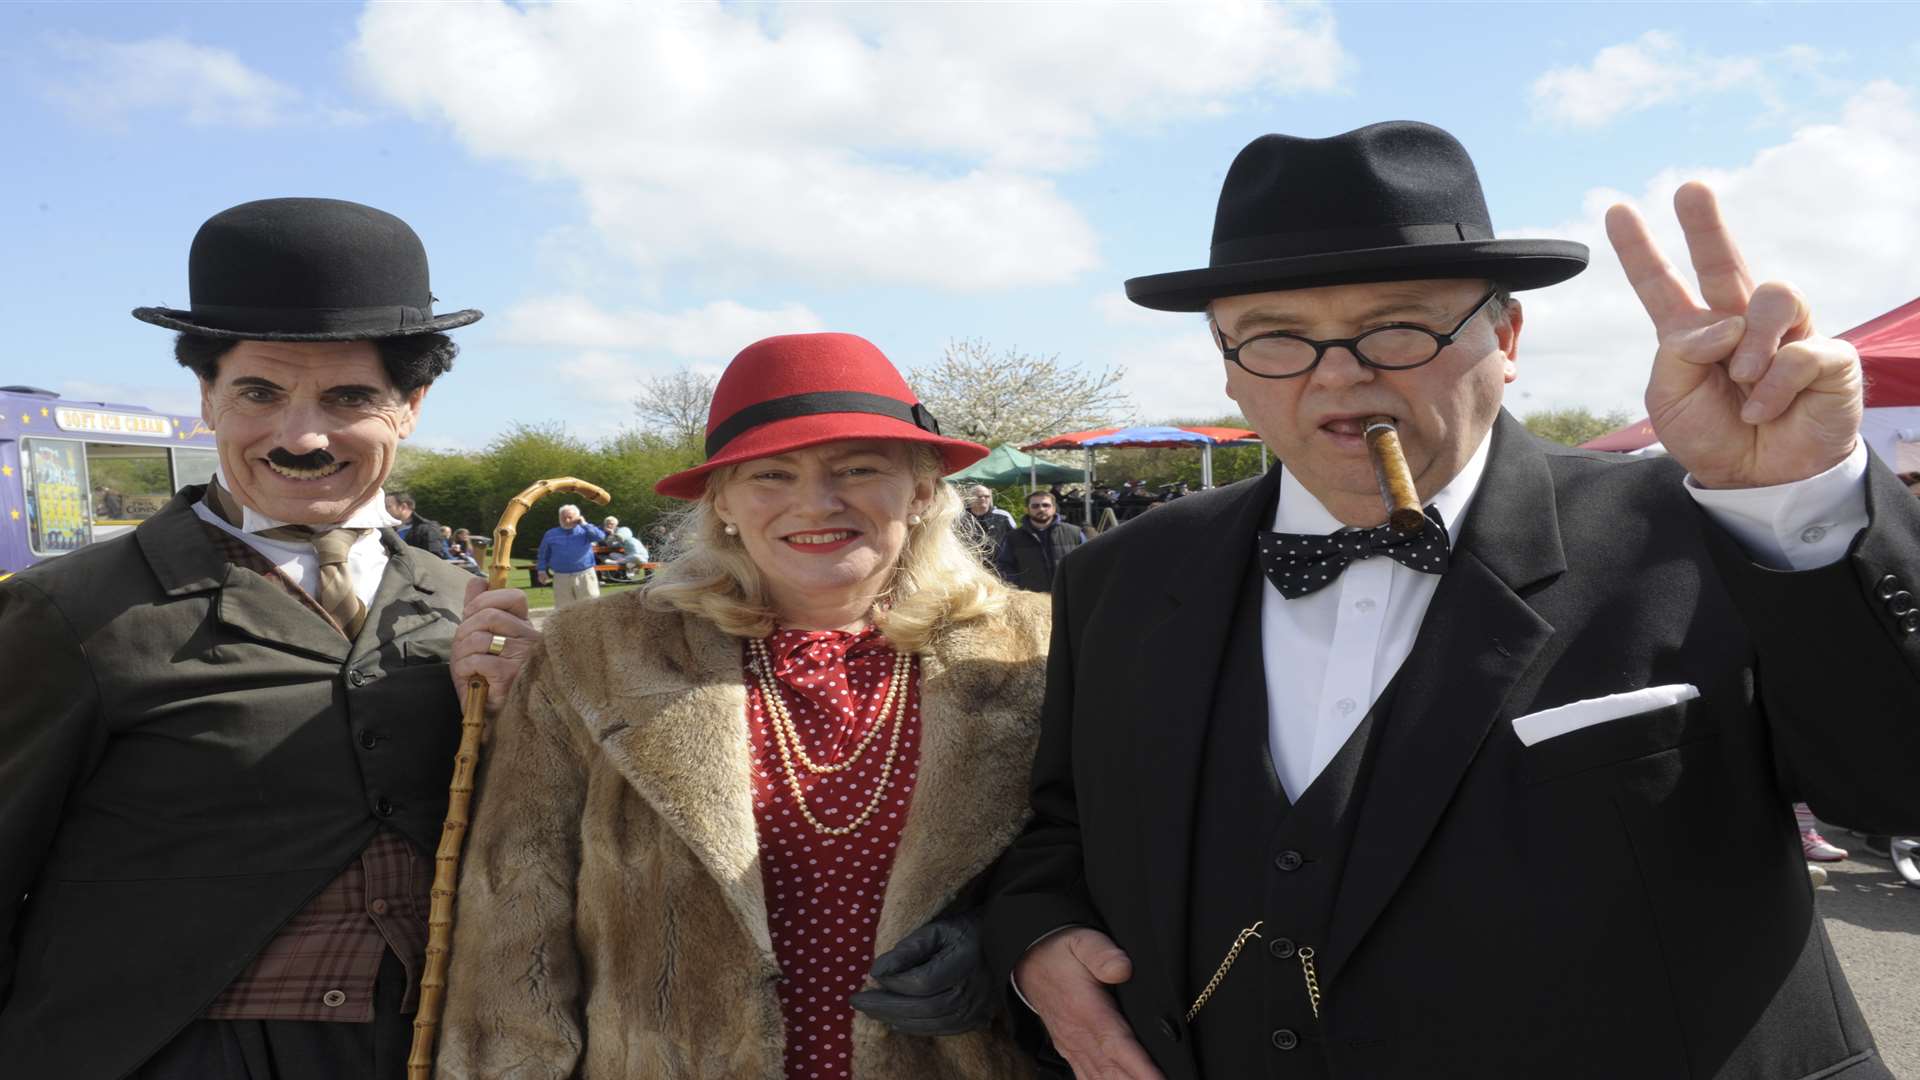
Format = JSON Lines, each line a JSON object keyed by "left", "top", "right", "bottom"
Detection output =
{"left": 351, "top": 1, "right": 1345, "bottom": 292}
{"left": 1530, "top": 31, "right": 1825, "bottom": 128}
{"left": 40, "top": 34, "right": 356, "bottom": 129}
{"left": 1107, "top": 327, "right": 1244, "bottom": 424}
{"left": 1510, "top": 81, "right": 1920, "bottom": 420}
{"left": 497, "top": 296, "right": 824, "bottom": 358}
{"left": 56, "top": 379, "right": 201, "bottom": 418}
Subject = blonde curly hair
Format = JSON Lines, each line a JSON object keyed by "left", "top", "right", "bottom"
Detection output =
{"left": 644, "top": 444, "right": 1005, "bottom": 652}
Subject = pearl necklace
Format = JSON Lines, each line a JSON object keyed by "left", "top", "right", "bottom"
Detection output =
{"left": 747, "top": 636, "right": 914, "bottom": 838}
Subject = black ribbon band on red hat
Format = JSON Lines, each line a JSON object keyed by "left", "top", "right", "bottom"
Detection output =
{"left": 704, "top": 391, "right": 943, "bottom": 458}
{"left": 1209, "top": 221, "right": 1494, "bottom": 266}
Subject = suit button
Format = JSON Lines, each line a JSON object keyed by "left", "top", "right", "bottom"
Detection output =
{"left": 1158, "top": 1015, "right": 1181, "bottom": 1042}
{"left": 359, "top": 730, "right": 379, "bottom": 750}
{"left": 1268, "top": 936, "right": 1296, "bottom": 959}
{"left": 375, "top": 797, "right": 395, "bottom": 818}
{"left": 1271, "top": 1028, "right": 1298, "bottom": 1051}
{"left": 322, "top": 989, "right": 347, "bottom": 1008}
{"left": 369, "top": 897, "right": 389, "bottom": 915}
{"left": 1902, "top": 611, "right": 1919, "bottom": 635}
{"left": 1274, "top": 850, "right": 1304, "bottom": 872}
{"left": 1878, "top": 574, "right": 1902, "bottom": 600}
{"left": 1889, "top": 590, "right": 1914, "bottom": 616}
{"left": 348, "top": 670, "right": 366, "bottom": 688}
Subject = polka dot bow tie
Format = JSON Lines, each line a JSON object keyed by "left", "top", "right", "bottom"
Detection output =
{"left": 1258, "top": 506, "right": 1451, "bottom": 599}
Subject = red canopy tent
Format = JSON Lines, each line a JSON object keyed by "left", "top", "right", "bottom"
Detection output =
{"left": 1580, "top": 296, "right": 1920, "bottom": 469}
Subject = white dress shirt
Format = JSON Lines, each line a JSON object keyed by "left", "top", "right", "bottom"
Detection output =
{"left": 1261, "top": 438, "right": 1871, "bottom": 803}
{"left": 191, "top": 467, "right": 401, "bottom": 610}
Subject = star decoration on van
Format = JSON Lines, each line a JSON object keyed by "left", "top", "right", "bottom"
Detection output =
{"left": 8, "top": 509, "right": 19, "bottom": 521}
{"left": 1, "top": 465, "right": 11, "bottom": 476}
{"left": 39, "top": 408, "right": 48, "bottom": 417}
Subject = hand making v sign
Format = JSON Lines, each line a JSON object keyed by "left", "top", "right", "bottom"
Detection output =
{"left": 1605, "top": 181, "right": 1863, "bottom": 489}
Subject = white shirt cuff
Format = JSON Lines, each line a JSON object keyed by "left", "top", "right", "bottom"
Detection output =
{"left": 1684, "top": 443, "right": 1870, "bottom": 571}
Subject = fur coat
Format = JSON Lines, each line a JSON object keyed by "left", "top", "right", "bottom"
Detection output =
{"left": 436, "top": 587, "right": 1050, "bottom": 1079}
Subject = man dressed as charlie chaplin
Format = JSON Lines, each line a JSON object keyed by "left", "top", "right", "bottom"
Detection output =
{"left": 984, "top": 122, "right": 1920, "bottom": 1078}
{"left": 0, "top": 198, "right": 539, "bottom": 1079}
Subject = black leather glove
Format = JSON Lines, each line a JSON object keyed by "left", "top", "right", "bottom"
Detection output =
{"left": 848, "top": 911, "right": 993, "bottom": 1035}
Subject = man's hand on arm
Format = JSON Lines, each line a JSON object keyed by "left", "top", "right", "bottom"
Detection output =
{"left": 1013, "top": 928, "right": 1165, "bottom": 1080}
{"left": 450, "top": 576, "right": 538, "bottom": 715}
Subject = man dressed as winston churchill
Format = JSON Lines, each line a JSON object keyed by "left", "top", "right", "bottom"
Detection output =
{"left": 985, "top": 122, "right": 1920, "bottom": 1078}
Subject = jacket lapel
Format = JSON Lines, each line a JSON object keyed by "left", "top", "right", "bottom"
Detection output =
{"left": 137, "top": 488, "right": 351, "bottom": 664}
{"left": 1322, "top": 411, "right": 1564, "bottom": 981}
{"left": 350, "top": 530, "right": 448, "bottom": 658}
{"left": 579, "top": 615, "right": 775, "bottom": 962}
{"left": 875, "top": 606, "right": 1049, "bottom": 954}
{"left": 1131, "top": 467, "right": 1282, "bottom": 1005}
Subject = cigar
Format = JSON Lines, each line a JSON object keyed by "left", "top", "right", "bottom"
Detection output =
{"left": 1363, "top": 416, "right": 1426, "bottom": 535}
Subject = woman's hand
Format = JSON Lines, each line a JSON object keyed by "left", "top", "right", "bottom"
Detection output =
{"left": 849, "top": 911, "right": 994, "bottom": 1035}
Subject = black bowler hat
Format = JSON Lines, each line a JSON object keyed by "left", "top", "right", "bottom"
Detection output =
{"left": 132, "top": 197, "right": 482, "bottom": 340}
{"left": 1125, "top": 121, "right": 1588, "bottom": 312}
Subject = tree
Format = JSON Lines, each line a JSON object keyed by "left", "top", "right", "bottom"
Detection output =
{"left": 1522, "top": 406, "right": 1635, "bottom": 447}
{"left": 633, "top": 368, "right": 717, "bottom": 445}
{"left": 910, "top": 339, "right": 1131, "bottom": 449}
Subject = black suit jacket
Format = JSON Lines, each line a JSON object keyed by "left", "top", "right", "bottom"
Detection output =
{"left": 0, "top": 488, "right": 471, "bottom": 1079}
{"left": 985, "top": 412, "right": 1920, "bottom": 1079}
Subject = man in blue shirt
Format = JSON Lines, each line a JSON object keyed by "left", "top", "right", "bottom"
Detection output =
{"left": 534, "top": 503, "right": 605, "bottom": 608}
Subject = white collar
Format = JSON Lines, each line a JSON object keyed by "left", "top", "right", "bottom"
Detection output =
{"left": 1273, "top": 424, "right": 1494, "bottom": 537}
{"left": 214, "top": 464, "right": 401, "bottom": 533}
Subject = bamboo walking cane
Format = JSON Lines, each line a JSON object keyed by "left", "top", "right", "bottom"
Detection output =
{"left": 408, "top": 476, "right": 611, "bottom": 1080}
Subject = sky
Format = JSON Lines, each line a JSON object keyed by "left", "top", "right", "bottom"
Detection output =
{"left": 4, "top": 1, "right": 1918, "bottom": 452}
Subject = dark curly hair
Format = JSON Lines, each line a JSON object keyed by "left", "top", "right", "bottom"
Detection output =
{"left": 173, "top": 332, "right": 458, "bottom": 393}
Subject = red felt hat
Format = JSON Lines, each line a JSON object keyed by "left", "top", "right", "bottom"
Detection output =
{"left": 654, "top": 333, "right": 988, "bottom": 499}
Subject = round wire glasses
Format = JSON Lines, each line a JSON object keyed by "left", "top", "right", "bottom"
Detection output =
{"left": 1215, "top": 288, "right": 1500, "bottom": 379}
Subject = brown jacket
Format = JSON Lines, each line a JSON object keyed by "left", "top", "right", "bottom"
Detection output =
{"left": 437, "top": 587, "right": 1049, "bottom": 1079}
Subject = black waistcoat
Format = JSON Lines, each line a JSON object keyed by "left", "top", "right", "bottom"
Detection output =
{"left": 1186, "top": 563, "right": 1395, "bottom": 1078}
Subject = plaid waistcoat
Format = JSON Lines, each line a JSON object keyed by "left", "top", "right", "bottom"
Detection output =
{"left": 195, "top": 519, "right": 435, "bottom": 1022}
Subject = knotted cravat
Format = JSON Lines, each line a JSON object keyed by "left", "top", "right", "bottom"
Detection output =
{"left": 207, "top": 480, "right": 372, "bottom": 637}
{"left": 1258, "top": 506, "right": 1451, "bottom": 599}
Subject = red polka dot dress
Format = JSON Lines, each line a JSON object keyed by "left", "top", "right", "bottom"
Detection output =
{"left": 745, "top": 627, "right": 921, "bottom": 1080}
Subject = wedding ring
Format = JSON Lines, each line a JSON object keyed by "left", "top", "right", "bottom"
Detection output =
{"left": 487, "top": 633, "right": 507, "bottom": 656}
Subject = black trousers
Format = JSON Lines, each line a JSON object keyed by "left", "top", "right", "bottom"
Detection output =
{"left": 131, "top": 950, "right": 412, "bottom": 1080}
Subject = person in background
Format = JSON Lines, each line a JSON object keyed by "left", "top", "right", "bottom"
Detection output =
{"left": 448, "top": 527, "right": 483, "bottom": 573}
{"left": 958, "top": 484, "right": 1014, "bottom": 564}
{"left": 994, "top": 490, "right": 1086, "bottom": 593}
{"left": 385, "top": 492, "right": 449, "bottom": 559}
{"left": 601, "top": 515, "right": 648, "bottom": 581}
{"left": 1899, "top": 470, "right": 1920, "bottom": 498}
{"left": 534, "top": 503, "right": 605, "bottom": 608}
{"left": 436, "top": 332, "right": 1046, "bottom": 1079}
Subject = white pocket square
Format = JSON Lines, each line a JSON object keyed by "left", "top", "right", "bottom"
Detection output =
{"left": 1511, "top": 684, "right": 1701, "bottom": 747}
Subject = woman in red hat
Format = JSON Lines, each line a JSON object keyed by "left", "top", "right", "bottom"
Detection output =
{"left": 437, "top": 333, "right": 1046, "bottom": 1079}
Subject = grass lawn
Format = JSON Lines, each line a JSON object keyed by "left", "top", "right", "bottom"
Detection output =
{"left": 497, "top": 560, "right": 645, "bottom": 611}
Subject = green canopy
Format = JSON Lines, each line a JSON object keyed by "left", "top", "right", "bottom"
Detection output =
{"left": 946, "top": 443, "right": 1088, "bottom": 486}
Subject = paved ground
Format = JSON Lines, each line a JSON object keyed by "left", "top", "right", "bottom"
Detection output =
{"left": 1816, "top": 831, "right": 1920, "bottom": 1075}
{"left": 520, "top": 630, "right": 1920, "bottom": 1071}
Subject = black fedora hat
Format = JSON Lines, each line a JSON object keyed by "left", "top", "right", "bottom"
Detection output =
{"left": 1125, "top": 121, "right": 1588, "bottom": 312}
{"left": 132, "top": 197, "right": 482, "bottom": 340}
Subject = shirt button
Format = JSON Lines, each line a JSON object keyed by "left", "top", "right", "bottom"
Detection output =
{"left": 369, "top": 897, "right": 389, "bottom": 915}
{"left": 1274, "top": 850, "right": 1304, "bottom": 872}
{"left": 1335, "top": 697, "right": 1357, "bottom": 715}
{"left": 322, "top": 989, "right": 347, "bottom": 1008}
{"left": 1268, "top": 936, "right": 1296, "bottom": 959}
{"left": 1354, "top": 598, "right": 1376, "bottom": 613}
{"left": 1271, "top": 1028, "right": 1299, "bottom": 1051}
{"left": 1799, "top": 525, "right": 1827, "bottom": 544}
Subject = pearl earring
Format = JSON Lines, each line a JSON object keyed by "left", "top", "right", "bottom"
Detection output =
{"left": 723, "top": 523, "right": 739, "bottom": 536}
{"left": 908, "top": 513, "right": 923, "bottom": 526}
